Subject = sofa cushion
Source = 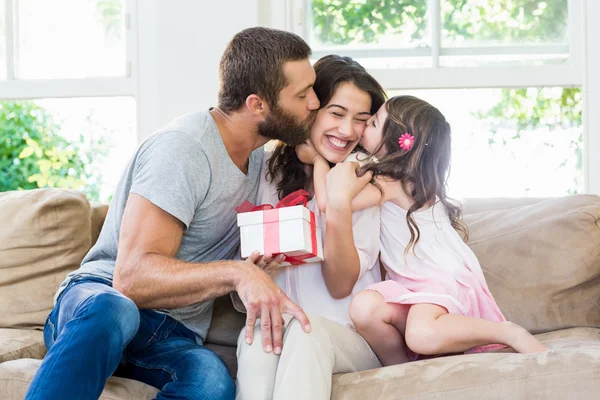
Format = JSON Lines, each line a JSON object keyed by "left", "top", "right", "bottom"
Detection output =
{"left": 331, "top": 327, "right": 600, "bottom": 400}
{"left": 0, "top": 189, "right": 91, "bottom": 330}
{"left": 0, "top": 329, "right": 45, "bottom": 363}
{"left": 206, "top": 295, "right": 245, "bottom": 348}
{"left": 0, "top": 358, "right": 159, "bottom": 400}
{"left": 464, "top": 195, "right": 600, "bottom": 333}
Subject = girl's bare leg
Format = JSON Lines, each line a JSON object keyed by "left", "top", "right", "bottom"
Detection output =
{"left": 350, "top": 290, "right": 411, "bottom": 366}
{"left": 404, "top": 304, "right": 548, "bottom": 356}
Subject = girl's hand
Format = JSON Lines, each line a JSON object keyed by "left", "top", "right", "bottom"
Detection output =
{"left": 296, "top": 140, "right": 321, "bottom": 165}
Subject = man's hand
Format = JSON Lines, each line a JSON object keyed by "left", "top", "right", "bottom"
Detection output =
{"left": 326, "top": 161, "right": 373, "bottom": 207}
{"left": 235, "top": 251, "right": 311, "bottom": 355}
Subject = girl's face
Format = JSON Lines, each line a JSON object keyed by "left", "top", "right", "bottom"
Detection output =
{"left": 309, "top": 82, "right": 372, "bottom": 164}
{"left": 361, "top": 103, "right": 388, "bottom": 158}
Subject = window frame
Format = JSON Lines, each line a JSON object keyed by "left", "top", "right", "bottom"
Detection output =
{"left": 272, "top": 0, "right": 600, "bottom": 194}
{"left": 0, "top": 0, "right": 138, "bottom": 99}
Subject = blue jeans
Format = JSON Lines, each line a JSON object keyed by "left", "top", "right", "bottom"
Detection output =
{"left": 25, "top": 276, "right": 235, "bottom": 400}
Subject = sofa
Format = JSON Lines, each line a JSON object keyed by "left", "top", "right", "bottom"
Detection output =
{"left": 1, "top": 188, "right": 599, "bottom": 399}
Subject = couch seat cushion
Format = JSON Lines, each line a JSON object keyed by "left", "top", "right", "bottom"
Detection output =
{"left": 0, "top": 358, "right": 159, "bottom": 400}
{"left": 0, "top": 329, "right": 45, "bottom": 363}
{"left": 331, "top": 327, "right": 600, "bottom": 400}
{"left": 0, "top": 189, "right": 92, "bottom": 330}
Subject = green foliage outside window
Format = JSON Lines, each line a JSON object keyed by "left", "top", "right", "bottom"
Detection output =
{"left": 0, "top": 101, "right": 106, "bottom": 201}
{"left": 310, "top": 0, "right": 581, "bottom": 193}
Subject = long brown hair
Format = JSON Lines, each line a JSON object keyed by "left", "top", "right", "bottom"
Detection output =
{"left": 363, "top": 95, "right": 468, "bottom": 254}
{"left": 267, "top": 55, "right": 386, "bottom": 199}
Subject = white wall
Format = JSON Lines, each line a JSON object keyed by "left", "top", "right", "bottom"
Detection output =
{"left": 137, "top": 0, "right": 259, "bottom": 140}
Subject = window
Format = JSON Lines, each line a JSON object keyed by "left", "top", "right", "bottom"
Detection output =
{"left": 389, "top": 88, "right": 583, "bottom": 198}
{"left": 1, "top": 0, "right": 137, "bottom": 202}
{"left": 15, "top": 0, "right": 127, "bottom": 79}
{"left": 282, "top": 0, "right": 591, "bottom": 197}
{"left": 0, "top": 0, "right": 6, "bottom": 79}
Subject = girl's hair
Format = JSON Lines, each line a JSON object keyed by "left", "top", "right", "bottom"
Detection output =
{"left": 267, "top": 55, "right": 386, "bottom": 200}
{"left": 362, "top": 95, "right": 468, "bottom": 254}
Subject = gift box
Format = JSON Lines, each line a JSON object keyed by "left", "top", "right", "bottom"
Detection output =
{"left": 236, "top": 191, "right": 324, "bottom": 267}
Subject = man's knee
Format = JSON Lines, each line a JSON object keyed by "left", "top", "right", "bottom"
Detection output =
{"left": 83, "top": 291, "right": 140, "bottom": 345}
{"left": 179, "top": 349, "right": 235, "bottom": 400}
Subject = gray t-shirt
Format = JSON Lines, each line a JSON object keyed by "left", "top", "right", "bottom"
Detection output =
{"left": 57, "top": 110, "right": 263, "bottom": 343}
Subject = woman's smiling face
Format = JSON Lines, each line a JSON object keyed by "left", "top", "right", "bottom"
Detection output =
{"left": 309, "top": 82, "right": 373, "bottom": 164}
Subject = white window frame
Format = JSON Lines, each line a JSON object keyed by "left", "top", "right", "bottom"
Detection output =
{"left": 0, "top": 0, "right": 138, "bottom": 99}
{"left": 271, "top": 0, "right": 600, "bottom": 194}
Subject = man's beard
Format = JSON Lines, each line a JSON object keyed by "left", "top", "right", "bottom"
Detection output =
{"left": 258, "top": 104, "right": 316, "bottom": 146}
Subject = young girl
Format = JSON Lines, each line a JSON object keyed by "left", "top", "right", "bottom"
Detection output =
{"left": 298, "top": 95, "right": 547, "bottom": 366}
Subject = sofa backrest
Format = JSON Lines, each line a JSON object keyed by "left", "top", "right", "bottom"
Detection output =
{"left": 464, "top": 194, "right": 600, "bottom": 334}
{"left": 1, "top": 189, "right": 598, "bottom": 341}
{"left": 0, "top": 189, "right": 92, "bottom": 330}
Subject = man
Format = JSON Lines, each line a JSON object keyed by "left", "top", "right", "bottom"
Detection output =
{"left": 25, "top": 27, "right": 319, "bottom": 400}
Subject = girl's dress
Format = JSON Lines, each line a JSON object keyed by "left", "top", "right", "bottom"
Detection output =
{"left": 367, "top": 200, "right": 506, "bottom": 359}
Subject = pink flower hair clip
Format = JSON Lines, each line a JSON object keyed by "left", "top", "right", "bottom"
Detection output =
{"left": 398, "top": 133, "right": 415, "bottom": 151}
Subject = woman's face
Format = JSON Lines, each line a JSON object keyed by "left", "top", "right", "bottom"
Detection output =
{"left": 309, "top": 82, "right": 372, "bottom": 164}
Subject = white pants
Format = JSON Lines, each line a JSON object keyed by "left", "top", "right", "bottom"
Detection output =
{"left": 235, "top": 314, "right": 381, "bottom": 400}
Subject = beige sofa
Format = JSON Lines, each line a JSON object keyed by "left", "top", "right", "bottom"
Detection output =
{"left": 1, "top": 188, "right": 599, "bottom": 399}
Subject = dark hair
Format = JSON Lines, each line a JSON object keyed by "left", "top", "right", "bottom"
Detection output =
{"left": 362, "top": 95, "right": 468, "bottom": 253}
{"left": 267, "top": 55, "right": 386, "bottom": 199}
{"left": 218, "top": 27, "right": 311, "bottom": 113}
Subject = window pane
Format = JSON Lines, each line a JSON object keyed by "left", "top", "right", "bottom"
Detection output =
{"left": 0, "top": 0, "right": 6, "bottom": 79}
{"left": 16, "top": 0, "right": 126, "bottom": 79}
{"left": 309, "top": 0, "right": 429, "bottom": 50}
{"left": 441, "top": 0, "right": 569, "bottom": 67}
{"left": 0, "top": 97, "right": 136, "bottom": 202}
{"left": 388, "top": 88, "right": 583, "bottom": 198}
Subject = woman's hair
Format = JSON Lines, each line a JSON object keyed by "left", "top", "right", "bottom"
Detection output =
{"left": 266, "top": 55, "right": 386, "bottom": 200}
{"left": 362, "top": 95, "right": 468, "bottom": 254}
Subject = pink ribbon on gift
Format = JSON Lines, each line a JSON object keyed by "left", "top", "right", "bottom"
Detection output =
{"left": 235, "top": 190, "right": 318, "bottom": 265}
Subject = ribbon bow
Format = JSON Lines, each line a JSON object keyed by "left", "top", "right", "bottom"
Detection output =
{"left": 235, "top": 189, "right": 310, "bottom": 213}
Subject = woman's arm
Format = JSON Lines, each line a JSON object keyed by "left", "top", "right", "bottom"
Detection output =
{"left": 321, "top": 162, "right": 373, "bottom": 299}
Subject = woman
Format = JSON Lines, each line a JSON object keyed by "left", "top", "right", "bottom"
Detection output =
{"left": 235, "top": 55, "right": 386, "bottom": 400}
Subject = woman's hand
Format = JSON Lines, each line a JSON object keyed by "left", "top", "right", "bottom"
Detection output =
{"left": 254, "top": 253, "right": 285, "bottom": 276}
{"left": 326, "top": 161, "right": 373, "bottom": 209}
{"left": 296, "top": 140, "right": 322, "bottom": 165}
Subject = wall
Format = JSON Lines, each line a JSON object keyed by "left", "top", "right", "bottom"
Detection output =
{"left": 137, "top": 0, "right": 259, "bottom": 140}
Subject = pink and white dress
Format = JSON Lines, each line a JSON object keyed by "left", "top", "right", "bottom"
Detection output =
{"left": 366, "top": 200, "right": 506, "bottom": 359}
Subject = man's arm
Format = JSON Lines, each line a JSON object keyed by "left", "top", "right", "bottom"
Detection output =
{"left": 113, "top": 193, "right": 310, "bottom": 354}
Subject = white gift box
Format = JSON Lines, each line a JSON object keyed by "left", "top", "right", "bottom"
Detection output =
{"left": 237, "top": 205, "right": 324, "bottom": 267}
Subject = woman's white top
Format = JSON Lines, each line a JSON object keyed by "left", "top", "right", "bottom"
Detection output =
{"left": 256, "top": 152, "right": 381, "bottom": 327}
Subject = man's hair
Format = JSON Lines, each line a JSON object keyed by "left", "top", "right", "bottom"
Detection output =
{"left": 218, "top": 27, "right": 312, "bottom": 113}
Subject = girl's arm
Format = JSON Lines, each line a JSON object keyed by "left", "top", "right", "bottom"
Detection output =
{"left": 351, "top": 183, "right": 382, "bottom": 211}
{"left": 312, "top": 157, "right": 330, "bottom": 213}
{"left": 296, "top": 141, "right": 329, "bottom": 213}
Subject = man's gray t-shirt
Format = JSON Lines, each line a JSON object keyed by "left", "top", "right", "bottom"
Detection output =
{"left": 57, "top": 110, "right": 263, "bottom": 343}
